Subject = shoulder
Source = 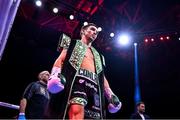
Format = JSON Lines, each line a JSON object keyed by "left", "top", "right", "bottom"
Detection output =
{"left": 28, "top": 81, "right": 40, "bottom": 88}
{"left": 26, "top": 82, "right": 36, "bottom": 87}
{"left": 130, "top": 112, "right": 140, "bottom": 119}
{"left": 144, "top": 114, "right": 150, "bottom": 119}
{"left": 131, "top": 112, "right": 138, "bottom": 116}
{"left": 35, "top": 81, "right": 44, "bottom": 86}
{"left": 23, "top": 82, "right": 37, "bottom": 96}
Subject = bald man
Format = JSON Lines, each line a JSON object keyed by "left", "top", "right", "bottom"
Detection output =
{"left": 18, "top": 71, "right": 51, "bottom": 119}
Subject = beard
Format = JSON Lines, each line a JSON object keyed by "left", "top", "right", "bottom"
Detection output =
{"left": 89, "top": 35, "right": 97, "bottom": 42}
{"left": 139, "top": 110, "right": 145, "bottom": 113}
{"left": 89, "top": 37, "right": 94, "bottom": 42}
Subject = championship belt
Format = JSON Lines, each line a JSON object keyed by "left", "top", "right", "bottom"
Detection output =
{"left": 57, "top": 33, "right": 71, "bottom": 51}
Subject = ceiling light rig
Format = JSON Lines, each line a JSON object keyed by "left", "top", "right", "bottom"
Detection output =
{"left": 35, "top": 0, "right": 42, "bottom": 7}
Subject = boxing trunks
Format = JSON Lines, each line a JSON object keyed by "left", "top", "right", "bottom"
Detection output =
{"left": 69, "top": 68, "right": 101, "bottom": 119}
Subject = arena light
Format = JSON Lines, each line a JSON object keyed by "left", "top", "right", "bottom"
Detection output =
{"left": 97, "top": 27, "right": 102, "bottom": 32}
{"left": 144, "top": 39, "right": 148, "bottom": 43}
{"left": 134, "top": 41, "right": 141, "bottom": 104}
{"left": 110, "top": 32, "right": 114, "bottom": 37}
{"left": 83, "top": 22, "right": 88, "bottom": 26}
{"left": 53, "top": 7, "right": 58, "bottom": 13}
{"left": 69, "top": 15, "right": 74, "bottom": 20}
{"left": 35, "top": 0, "right": 42, "bottom": 7}
{"left": 151, "top": 38, "right": 154, "bottom": 42}
{"left": 166, "top": 36, "right": 170, "bottom": 40}
{"left": 117, "top": 34, "right": 131, "bottom": 46}
{"left": 134, "top": 43, "right": 137, "bottom": 46}
{"left": 160, "top": 37, "right": 163, "bottom": 40}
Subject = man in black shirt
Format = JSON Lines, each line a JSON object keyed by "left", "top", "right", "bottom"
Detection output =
{"left": 18, "top": 70, "right": 50, "bottom": 119}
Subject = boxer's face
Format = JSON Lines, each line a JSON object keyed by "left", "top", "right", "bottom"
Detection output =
{"left": 83, "top": 25, "right": 98, "bottom": 42}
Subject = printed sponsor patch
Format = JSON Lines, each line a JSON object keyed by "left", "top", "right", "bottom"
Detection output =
{"left": 40, "top": 87, "right": 46, "bottom": 95}
{"left": 74, "top": 91, "right": 87, "bottom": 96}
{"left": 94, "top": 94, "right": 100, "bottom": 107}
{"left": 85, "top": 82, "right": 97, "bottom": 92}
{"left": 79, "top": 79, "right": 85, "bottom": 83}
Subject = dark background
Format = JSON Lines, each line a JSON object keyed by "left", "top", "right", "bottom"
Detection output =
{"left": 0, "top": 0, "right": 180, "bottom": 119}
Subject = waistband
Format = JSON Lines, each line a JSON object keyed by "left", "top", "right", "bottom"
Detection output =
{"left": 76, "top": 68, "right": 98, "bottom": 85}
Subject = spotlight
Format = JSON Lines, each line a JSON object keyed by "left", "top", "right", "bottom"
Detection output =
{"left": 83, "top": 22, "right": 88, "bottom": 26}
{"left": 118, "top": 34, "right": 131, "bottom": 46}
{"left": 69, "top": 15, "right": 74, "bottom": 20}
{"left": 53, "top": 8, "right": 58, "bottom": 13}
{"left": 110, "top": 33, "right": 114, "bottom": 37}
{"left": 145, "top": 39, "right": 148, "bottom": 42}
{"left": 97, "top": 27, "right": 102, "bottom": 32}
{"left": 35, "top": 0, "right": 42, "bottom": 7}
{"left": 134, "top": 43, "right": 137, "bottom": 46}
{"left": 151, "top": 38, "right": 154, "bottom": 42}
{"left": 160, "top": 37, "right": 163, "bottom": 40}
{"left": 179, "top": 37, "right": 180, "bottom": 40}
{"left": 166, "top": 36, "right": 170, "bottom": 40}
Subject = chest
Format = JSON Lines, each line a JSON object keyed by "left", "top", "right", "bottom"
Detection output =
{"left": 84, "top": 48, "right": 94, "bottom": 60}
{"left": 69, "top": 40, "right": 103, "bottom": 74}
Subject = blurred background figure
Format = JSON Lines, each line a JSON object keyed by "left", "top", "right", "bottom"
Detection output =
{"left": 18, "top": 70, "right": 50, "bottom": 119}
{"left": 130, "top": 101, "right": 150, "bottom": 120}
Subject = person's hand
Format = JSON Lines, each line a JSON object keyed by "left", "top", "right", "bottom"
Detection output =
{"left": 47, "top": 74, "right": 66, "bottom": 94}
{"left": 108, "top": 94, "right": 122, "bottom": 113}
{"left": 18, "top": 113, "right": 26, "bottom": 120}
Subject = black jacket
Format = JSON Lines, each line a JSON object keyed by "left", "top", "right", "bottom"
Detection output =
{"left": 130, "top": 112, "right": 150, "bottom": 119}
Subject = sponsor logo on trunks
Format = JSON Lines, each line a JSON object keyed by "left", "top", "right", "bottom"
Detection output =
{"left": 92, "top": 105, "right": 101, "bottom": 111}
{"left": 74, "top": 91, "right": 87, "bottom": 96}
{"left": 79, "top": 79, "right": 85, "bottom": 83}
{"left": 85, "top": 82, "right": 97, "bottom": 92}
{"left": 85, "top": 109, "right": 100, "bottom": 118}
{"left": 94, "top": 94, "right": 100, "bottom": 107}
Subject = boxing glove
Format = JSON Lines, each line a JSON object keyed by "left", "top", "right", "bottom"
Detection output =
{"left": 47, "top": 67, "right": 66, "bottom": 94}
{"left": 18, "top": 113, "right": 26, "bottom": 120}
{"left": 105, "top": 88, "right": 122, "bottom": 113}
{"left": 108, "top": 94, "right": 122, "bottom": 113}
